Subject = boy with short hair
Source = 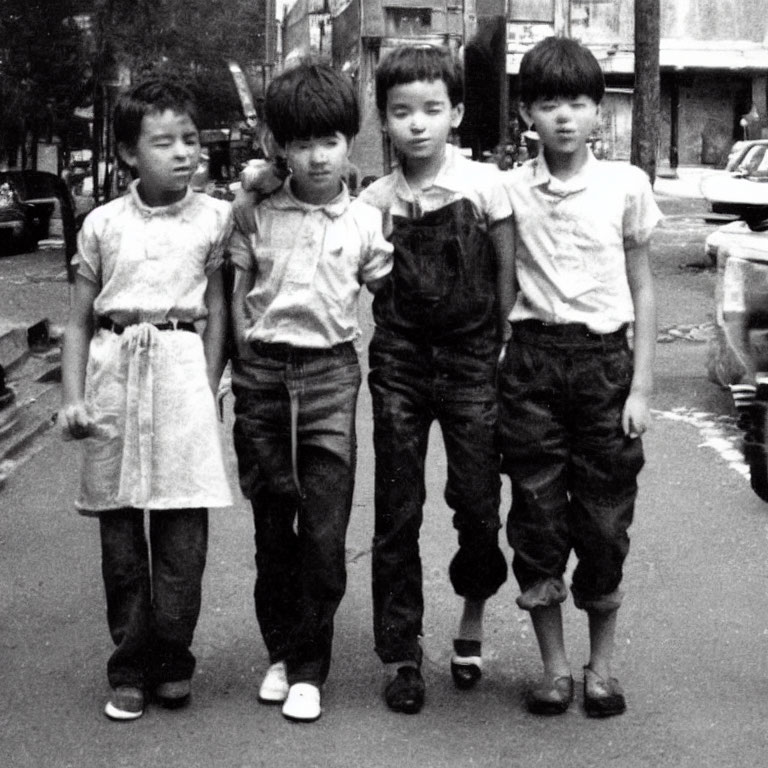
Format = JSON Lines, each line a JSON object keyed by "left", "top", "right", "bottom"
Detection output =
{"left": 61, "top": 78, "right": 232, "bottom": 720}
{"left": 228, "top": 61, "right": 392, "bottom": 723}
{"left": 499, "top": 36, "right": 661, "bottom": 717}
{"left": 359, "top": 44, "right": 514, "bottom": 714}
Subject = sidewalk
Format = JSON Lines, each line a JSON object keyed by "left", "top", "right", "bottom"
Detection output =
{"left": 0, "top": 249, "right": 66, "bottom": 486}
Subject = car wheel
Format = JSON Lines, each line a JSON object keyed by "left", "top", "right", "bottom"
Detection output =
{"left": 744, "top": 400, "right": 768, "bottom": 502}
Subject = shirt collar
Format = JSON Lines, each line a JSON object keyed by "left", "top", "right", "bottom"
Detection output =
{"left": 391, "top": 143, "right": 464, "bottom": 202}
{"left": 272, "top": 177, "right": 350, "bottom": 218}
{"left": 128, "top": 179, "right": 196, "bottom": 219}
{"left": 528, "top": 149, "right": 598, "bottom": 195}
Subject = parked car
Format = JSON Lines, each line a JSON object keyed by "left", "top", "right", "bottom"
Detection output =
{"left": 0, "top": 179, "right": 40, "bottom": 255}
{"left": 705, "top": 209, "right": 768, "bottom": 500}
{"left": 700, "top": 139, "right": 768, "bottom": 215}
{"left": 0, "top": 170, "right": 78, "bottom": 271}
{"left": 707, "top": 212, "right": 768, "bottom": 387}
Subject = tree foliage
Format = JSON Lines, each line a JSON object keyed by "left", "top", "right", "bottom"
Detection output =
{"left": 95, "top": 0, "right": 269, "bottom": 127}
{"left": 0, "top": 0, "right": 271, "bottom": 169}
{"left": 0, "top": 0, "right": 88, "bottom": 165}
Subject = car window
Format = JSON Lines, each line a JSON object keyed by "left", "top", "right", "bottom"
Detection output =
{"left": 735, "top": 145, "right": 768, "bottom": 177}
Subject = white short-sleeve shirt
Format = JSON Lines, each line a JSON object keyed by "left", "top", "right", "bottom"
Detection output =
{"left": 228, "top": 179, "right": 393, "bottom": 349}
{"left": 74, "top": 180, "right": 231, "bottom": 325}
{"left": 504, "top": 152, "right": 663, "bottom": 334}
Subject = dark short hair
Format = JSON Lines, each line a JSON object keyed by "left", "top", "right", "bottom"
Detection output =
{"left": 375, "top": 45, "right": 464, "bottom": 116}
{"left": 264, "top": 61, "right": 359, "bottom": 146}
{"left": 113, "top": 78, "right": 199, "bottom": 149}
{"left": 519, "top": 36, "right": 605, "bottom": 106}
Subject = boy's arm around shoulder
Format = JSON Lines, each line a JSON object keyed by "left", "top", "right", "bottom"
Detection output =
{"left": 201, "top": 203, "right": 236, "bottom": 393}
{"left": 490, "top": 214, "right": 516, "bottom": 344}
{"left": 478, "top": 162, "right": 516, "bottom": 344}
{"left": 226, "top": 198, "right": 259, "bottom": 363}
{"left": 350, "top": 198, "right": 393, "bottom": 294}
{"left": 203, "top": 267, "right": 228, "bottom": 393}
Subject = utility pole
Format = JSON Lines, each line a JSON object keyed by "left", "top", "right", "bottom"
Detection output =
{"left": 631, "top": 0, "right": 660, "bottom": 184}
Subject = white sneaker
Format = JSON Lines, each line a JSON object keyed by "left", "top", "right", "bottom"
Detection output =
{"left": 281, "top": 682, "right": 322, "bottom": 722}
{"left": 258, "top": 661, "right": 289, "bottom": 704}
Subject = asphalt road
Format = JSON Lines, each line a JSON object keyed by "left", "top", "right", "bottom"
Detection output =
{"left": 2, "top": 190, "right": 768, "bottom": 767}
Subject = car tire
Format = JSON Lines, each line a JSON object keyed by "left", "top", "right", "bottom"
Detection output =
{"left": 744, "top": 400, "right": 768, "bottom": 503}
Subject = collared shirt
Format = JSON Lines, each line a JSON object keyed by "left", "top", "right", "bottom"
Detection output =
{"left": 504, "top": 152, "right": 663, "bottom": 334}
{"left": 74, "top": 180, "right": 232, "bottom": 325}
{"left": 228, "top": 178, "right": 393, "bottom": 348}
{"left": 359, "top": 144, "right": 512, "bottom": 341}
{"left": 359, "top": 143, "right": 512, "bottom": 233}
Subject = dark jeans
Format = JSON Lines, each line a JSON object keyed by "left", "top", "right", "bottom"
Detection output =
{"left": 232, "top": 343, "right": 360, "bottom": 685}
{"left": 498, "top": 322, "right": 645, "bottom": 613}
{"left": 99, "top": 507, "right": 208, "bottom": 690}
{"left": 368, "top": 328, "right": 507, "bottom": 665}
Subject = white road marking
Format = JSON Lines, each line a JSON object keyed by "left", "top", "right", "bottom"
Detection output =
{"left": 652, "top": 407, "right": 749, "bottom": 479}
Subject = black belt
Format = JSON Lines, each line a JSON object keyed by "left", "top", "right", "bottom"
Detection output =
{"left": 250, "top": 340, "right": 355, "bottom": 361}
{"left": 97, "top": 317, "right": 196, "bottom": 335}
{"left": 512, "top": 320, "right": 628, "bottom": 347}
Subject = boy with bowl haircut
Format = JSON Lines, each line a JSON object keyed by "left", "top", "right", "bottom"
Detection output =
{"left": 499, "top": 36, "right": 661, "bottom": 717}
{"left": 61, "top": 78, "right": 232, "bottom": 720}
{"left": 359, "top": 44, "right": 514, "bottom": 714}
{"left": 228, "top": 61, "right": 392, "bottom": 723}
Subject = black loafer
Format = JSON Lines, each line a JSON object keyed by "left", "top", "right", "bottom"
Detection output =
{"left": 385, "top": 666, "right": 425, "bottom": 714}
{"left": 526, "top": 674, "right": 574, "bottom": 715}
{"left": 155, "top": 679, "right": 191, "bottom": 709}
{"left": 583, "top": 666, "right": 626, "bottom": 718}
{"left": 451, "top": 639, "right": 482, "bottom": 690}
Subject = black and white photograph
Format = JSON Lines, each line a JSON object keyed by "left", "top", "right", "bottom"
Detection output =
{"left": 1, "top": 1, "right": 767, "bottom": 766}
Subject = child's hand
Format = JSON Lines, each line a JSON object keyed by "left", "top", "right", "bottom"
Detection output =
{"left": 622, "top": 391, "right": 650, "bottom": 439}
{"left": 240, "top": 160, "right": 284, "bottom": 197}
{"left": 60, "top": 401, "right": 94, "bottom": 440}
{"left": 215, "top": 370, "right": 232, "bottom": 422}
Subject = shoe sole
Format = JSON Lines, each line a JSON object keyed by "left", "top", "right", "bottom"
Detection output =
{"left": 281, "top": 709, "right": 322, "bottom": 723}
{"left": 155, "top": 694, "right": 190, "bottom": 710}
{"left": 585, "top": 702, "right": 627, "bottom": 718}
{"left": 104, "top": 702, "right": 144, "bottom": 721}
{"left": 526, "top": 700, "right": 571, "bottom": 715}
{"left": 258, "top": 692, "right": 288, "bottom": 705}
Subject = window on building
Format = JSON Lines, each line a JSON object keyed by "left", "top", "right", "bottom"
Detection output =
{"left": 384, "top": 7, "right": 433, "bottom": 37}
{"left": 509, "top": 0, "right": 554, "bottom": 23}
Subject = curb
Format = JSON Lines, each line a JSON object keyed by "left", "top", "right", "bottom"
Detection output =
{"left": 0, "top": 320, "right": 61, "bottom": 489}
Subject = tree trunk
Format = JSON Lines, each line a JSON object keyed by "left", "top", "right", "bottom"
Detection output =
{"left": 631, "top": 0, "right": 660, "bottom": 184}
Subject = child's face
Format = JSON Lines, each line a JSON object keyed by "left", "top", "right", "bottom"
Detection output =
{"left": 284, "top": 132, "right": 350, "bottom": 205}
{"left": 119, "top": 109, "right": 201, "bottom": 207}
{"left": 384, "top": 79, "right": 463, "bottom": 164}
{"left": 521, "top": 95, "right": 600, "bottom": 163}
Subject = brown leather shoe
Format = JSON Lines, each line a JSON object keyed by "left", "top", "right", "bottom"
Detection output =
{"left": 583, "top": 666, "right": 626, "bottom": 718}
{"left": 526, "top": 674, "right": 574, "bottom": 715}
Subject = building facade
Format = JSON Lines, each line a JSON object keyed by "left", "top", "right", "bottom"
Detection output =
{"left": 504, "top": 0, "right": 768, "bottom": 169}
{"left": 283, "top": 0, "right": 768, "bottom": 177}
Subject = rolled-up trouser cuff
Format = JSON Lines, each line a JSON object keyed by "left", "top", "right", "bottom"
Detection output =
{"left": 515, "top": 577, "right": 568, "bottom": 611}
{"left": 449, "top": 540, "right": 508, "bottom": 600}
{"left": 572, "top": 587, "right": 623, "bottom": 613}
{"left": 375, "top": 641, "right": 423, "bottom": 668}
